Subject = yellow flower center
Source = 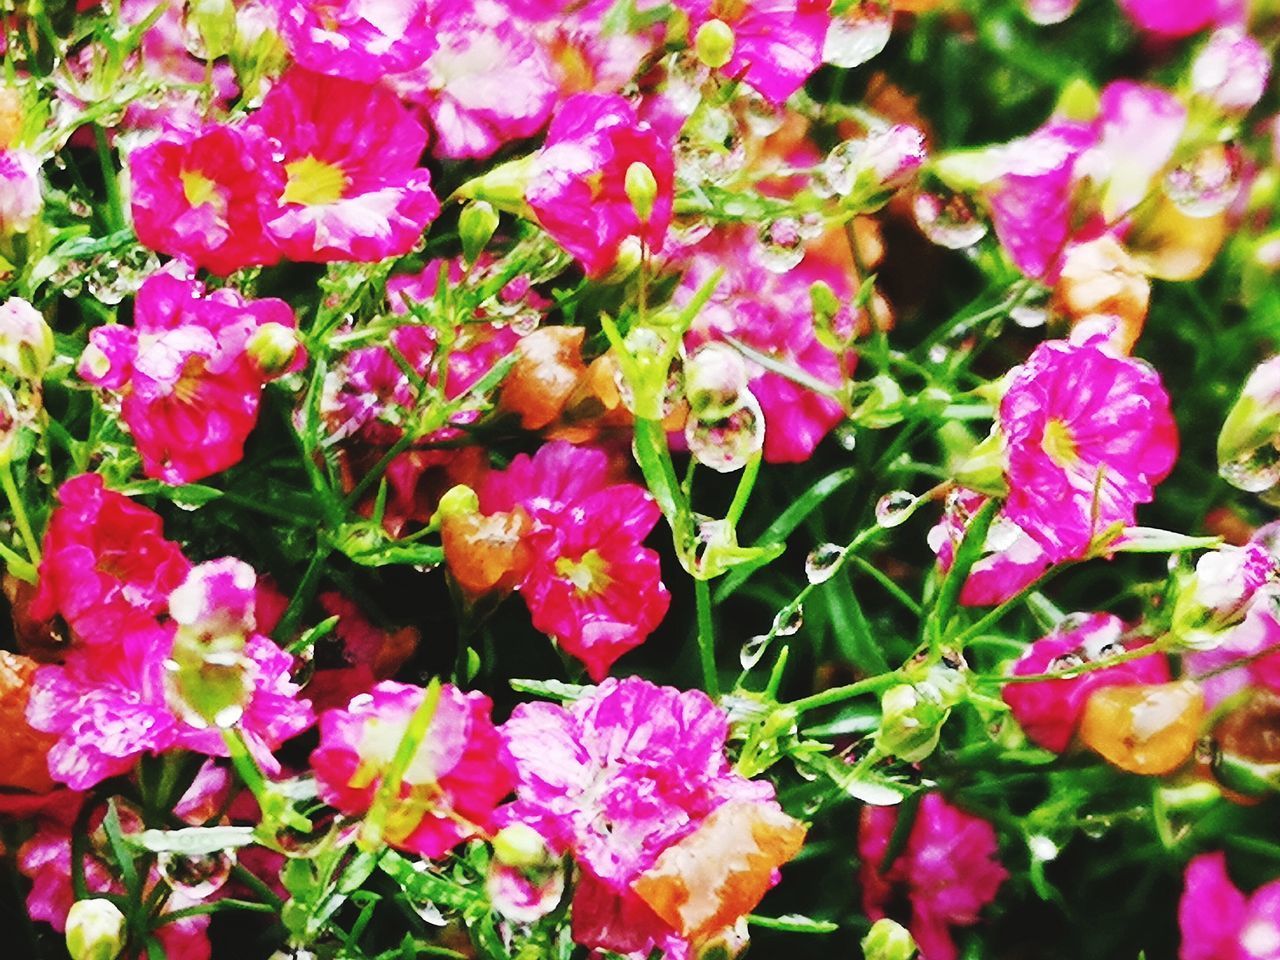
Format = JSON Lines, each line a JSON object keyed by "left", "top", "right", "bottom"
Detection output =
{"left": 1041, "top": 417, "right": 1080, "bottom": 469}
{"left": 180, "top": 169, "right": 221, "bottom": 209}
{"left": 555, "top": 549, "right": 611, "bottom": 596}
{"left": 281, "top": 155, "right": 349, "bottom": 206}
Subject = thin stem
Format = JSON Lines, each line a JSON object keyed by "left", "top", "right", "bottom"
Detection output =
{"left": 94, "top": 125, "right": 125, "bottom": 232}
{"left": 789, "top": 672, "right": 899, "bottom": 714}
{"left": 695, "top": 577, "right": 719, "bottom": 698}
{"left": 0, "top": 460, "right": 40, "bottom": 563}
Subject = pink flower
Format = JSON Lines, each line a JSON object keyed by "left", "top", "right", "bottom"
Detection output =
{"left": 393, "top": 12, "right": 556, "bottom": 160}
{"left": 310, "top": 680, "right": 514, "bottom": 858}
{"left": 527, "top": 93, "right": 674, "bottom": 276}
{"left": 128, "top": 121, "right": 284, "bottom": 275}
{"left": 247, "top": 68, "right": 440, "bottom": 263}
{"left": 677, "top": 226, "right": 853, "bottom": 462}
{"left": 27, "top": 615, "right": 311, "bottom": 790}
{"left": 1185, "top": 591, "right": 1280, "bottom": 708}
{"left": 999, "top": 338, "right": 1178, "bottom": 559}
{"left": 78, "top": 265, "right": 300, "bottom": 484}
{"left": 1001, "top": 613, "right": 1171, "bottom": 752}
{"left": 673, "top": 0, "right": 829, "bottom": 104}
{"left": 0, "top": 150, "right": 41, "bottom": 234}
{"left": 30, "top": 473, "right": 191, "bottom": 648}
{"left": 481, "top": 442, "right": 671, "bottom": 680}
{"left": 1089, "top": 81, "right": 1188, "bottom": 221}
{"left": 1191, "top": 29, "right": 1271, "bottom": 113}
{"left": 927, "top": 488, "right": 1052, "bottom": 607}
{"left": 859, "top": 793, "right": 1007, "bottom": 960}
{"left": 1179, "top": 852, "right": 1280, "bottom": 960}
{"left": 1116, "top": 0, "right": 1239, "bottom": 37}
{"left": 502, "top": 677, "right": 777, "bottom": 957}
{"left": 268, "top": 0, "right": 438, "bottom": 82}
{"left": 985, "top": 120, "right": 1096, "bottom": 279}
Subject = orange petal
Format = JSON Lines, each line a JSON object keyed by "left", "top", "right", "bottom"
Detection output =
{"left": 1080, "top": 680, "right": 1204, "bottom": 775}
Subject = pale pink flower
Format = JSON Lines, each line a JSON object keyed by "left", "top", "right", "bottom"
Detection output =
{"left": 1191, "top": 29, "right": 1271, "bottom": 113}
{"left": 0, "top": 150, "right": 41, "bottom": 234}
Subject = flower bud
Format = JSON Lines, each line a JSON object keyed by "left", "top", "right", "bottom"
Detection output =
{"left": 874, "top": 683, "right": 948, "bottom": 763}
{"left": 862, "top": 918, "right": 918, "bottom": 960}
{"left": 625, "top": 162, "right": 659, "bottom": 224}
{"left": 1191, "top": 29, "right": 1271, "bottom": 114}
{"left": 1218, "top": 355, "right": 1280, "bottom": 494}
{"left": 65, "top": 898, "right": 126, "bottom": 960}
{"left": 186, "top": 0, "right": 237, "bottom": 60}
{"left": 0, "top": 150, "right": 41, "bottom": 236}
{"left": 0, "top": 297, "right": 53, "bottom": 379}
{"left": 246, "top": 322, "right": 301, "bottom": 377}
{"left": 459, "top": 200, "right": 500, "bottom": 264}
{"left": 695, "top": 19, "right": 735, "bottom": 69}
{"left": 492, "top": 822, "right": 552, "bottom": 869}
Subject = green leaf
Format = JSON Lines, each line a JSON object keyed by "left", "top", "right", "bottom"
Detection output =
{"left": 747, "top": 914, "right": 839, "bottom": 934}
{"left": 1111, "top": 528, "right": 1224, "bottom": 554}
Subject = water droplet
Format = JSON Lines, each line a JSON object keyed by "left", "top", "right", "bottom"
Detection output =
{"left": 685, "top": 393, "right": 765, "bottom": 473}
{"left": 1220, "top": 439, "right": 1280, "bottom": 493}
{"left": 1080, "top": 815, "right": 1108, "bottom": 839}
{"left": 665, "top": 51, "right": 710, "bottom": 115}
{"left": 675, "top": 107, "right": 746, "bottom": 187}
{"left": 158, "top": 849, "right": 235, "bottom": 901}
{"left": 1022, "top": 0, "right": 1079, "bottom": 24}
{"left": 740, "top": 88, "right": 785, "bottom": 137}
{"left": 1047, "top": 652, "right": 1085, "bottom": 675}
{"left": 757, "top": 218, "right": 806, "bottom": 273}
{"left": 812, "top": 140, "right": 864, "bottom": 199}
{"left": 740, "top": 634, "right": 770, "bottom": 670}
{"left": 823, "top": 0, "right": 892, "bottom": 68}
{"left": 912, "top": 189, "right": 988, "bottom": 249}
{"left": 875, "top": 490, "right": 918, "bottom": 528}
{"left": 1163, "top": 144, "right": 1244, "bottom": 218}
{"left": 772, "top": 604, "right": 804, "bottom": 637}
{"left": 834, "top": 422, "right": 858, "bottom": 451}
{"left": 805, "top": 543, "right": 844, "bottom": 583}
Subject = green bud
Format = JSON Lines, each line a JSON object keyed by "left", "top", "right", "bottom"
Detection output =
{"left": 874, "top": 683, "right": 947, "bottom": 763}
{"left": 186, "top": 0, "right": 237, "bottom": 59}
{"left": 65, "top": 899, "right": 126, "bottom": 960}
{"left": 455, "top": 155, "right": 535, "bottom": 217}
{"left": 861, "top": 918, "right": 918, "bottom": 960}
{"left": 695, "top": 19, "right": 735, "bottom": 69}
{"left": 1055, "top": 77, "right": 1100, "bottom": 123}
{"left": 435, "top": 484, "right": 480, "bottom": 521}
{"left": 492, "top": 823, "right": 551, "bottom": 869}
{"left": 624, "top": 161, "right": 659, "bottom": 224}
{"left": 1218, "top": 356, "right": 1280, "bottom": 494}
{"left": 951, "top": 430, "right": 1010, "bottom": 498}
{"left": 245, "top": 322, "right": 301, "bottom": 377}
{"left": 459, "top": 200, "right": 501, "bottom": 264}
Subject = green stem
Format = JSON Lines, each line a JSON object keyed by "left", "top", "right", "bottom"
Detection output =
{"left": 94, "top": 125, "right": 125, "bottom": 232}
{"left": 695, "top": 577, "right": 719, "bottom": 698}
{"left": 789, "top": 672, "right": 899, "bottom": 714}
{"left": 0, "top": 460, "right": 39, "bottom": 563}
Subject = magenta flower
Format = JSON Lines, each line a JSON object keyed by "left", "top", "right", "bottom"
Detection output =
{"left": 1002, "top": 614, "right": 1171, "bottom": 752}
{"left": 30, "top": 473, "right": 191, "bottom": 649}
{"left": 1185, "top": 591, "right": 1280, "bottom": 708}
{"left": 999, "top": 338, "right": 1178, "bottom": 559}
{"left": 527, "top": 93, "right": 674, "bottom": 276}
{"left": 27, "top": 618, "right": 312, "bottom": 790}
{"left": 673, "top": 0, "right": 829, "bottom": 104}
{"left": 0, "top": 149, "right": 41, "bottom": 235}
{"left": 1116, "top": 0, "right": 1240, "bottom": 37}
{"left": 394, "top": 13, "right": 556, "bottom": 160}
{"left": 502, "top": 677, "right": 777, "bottom": 957}
{"left": 927, "top": 489, "right": 1052, "bottom": 607}
{"left": 247, "top": 68, "right": 440, "bottom": 263}
{"left": 1191, "top": 29, "right": 1272, "bottom": 114}
{"left": 859, "top": 793, "right": 1008, "bottom": 960}
{"left": 1179, "top": 852, "right": 1280, "bottom": 960}
{"left": 310, "top": 681, "right": 515, "bottom": 858}
{"left": 1090, "top": 81, "right": 1188, "bottom": 221}
{"left": 78, "top": 265, "right": 301, "bottom": 484}
{"left": 128, "top": 121, "right": 284, "bottom": 275}
{"left": 677, "top": 226, "right": 852, "bottom": 462}
{"left": 268, "top": 0, "right": 438, "bottom": 82}
{"left": 481, "top": 442, "right": 671, "bottom": 680}
{"left": 985, "top": 120, "right": 1096, "bottom": 279}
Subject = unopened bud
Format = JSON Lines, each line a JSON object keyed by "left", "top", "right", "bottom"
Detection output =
{"left": 246, "top": 322, "right": 301, "bottom": 377}
{"left": 0, "top": 150, "right": 41, "bottom": 236}
{"left": 695, "top": 19, "right": 735, "bottom": 69}
{"left": 459, "top": 200, "right": 500, "bottom": 264}
{"left": 0, "top": 297, "right": 52, "bottom": 379}
{"left": 1192, "top": 28, "right": 1271, "bottom": 114}
{"left": 874, "top": 683, "right": 947, "bottom": 763}
{"left": 65, "top": 898, "right": 126, "bottom": 960}
{"left": 436, "top": 484, "right": 480, "bottom": 521}
{"left": 625, "top": 161, "right": 659, "bottom": 224}
{"left": 1218, "top": 355, "right": 1280, "bottom": 494}
{"left": 492, "top": 822, "right": 551, "bottom": 869}
{"left": 861, "top": 918, "right": 917, "bottom": 960}
{"left": 1054, "top": 77, "right": 1100, "bottom": 122}
{"left": 186, "top": 0, "right": 237, "bottom": 59}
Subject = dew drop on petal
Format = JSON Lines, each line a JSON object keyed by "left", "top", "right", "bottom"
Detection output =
{"left": 875, "top": 490, "right": 918, "bottom": 528}
{"left": 757, "top": 218, "right": 807, "bottom": 273}
{"left": 685, "top": 394, "right": 765, "bottom": 473}
{"left": 805, "top": 543, "right": 844, "bottom": 584}
{"left": 1163, "top": 144, "right": 1244, "bottom": 218}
